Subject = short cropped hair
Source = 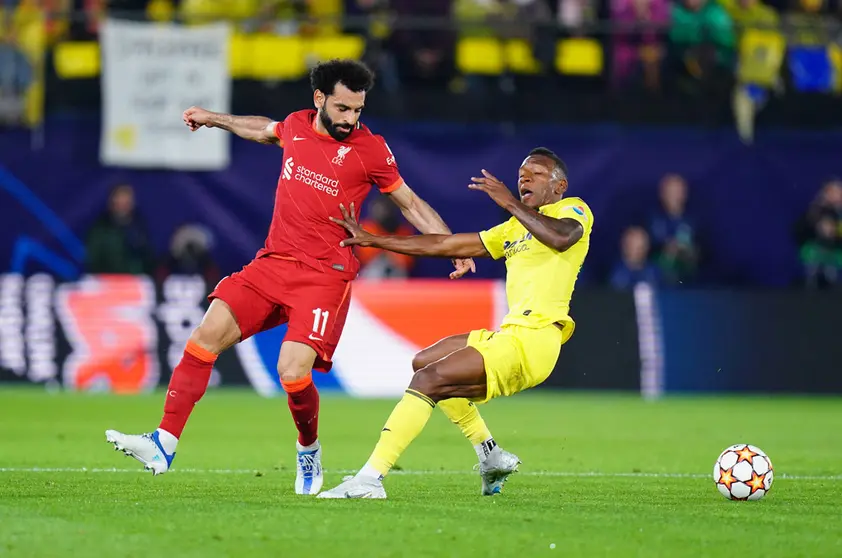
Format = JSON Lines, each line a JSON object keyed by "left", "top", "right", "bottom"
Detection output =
{"left": 528, "top": 147, "right": 568, "bottom": 180}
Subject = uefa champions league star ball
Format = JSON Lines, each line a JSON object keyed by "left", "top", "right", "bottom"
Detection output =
{"left": 713, "top": 444, "right": 774, "bottom": 501}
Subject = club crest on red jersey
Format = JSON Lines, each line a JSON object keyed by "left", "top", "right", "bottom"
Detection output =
{"left": 332, "top": 146, "right": 352, "bottom": 166}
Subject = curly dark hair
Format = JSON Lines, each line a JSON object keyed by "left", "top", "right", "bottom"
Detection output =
{"left": 309, "top": 59, "right": 375, "bottom": 96}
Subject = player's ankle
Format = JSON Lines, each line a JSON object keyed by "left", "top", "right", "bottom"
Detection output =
{"left": 155, "top": 428, "right": 179, "bottom": 454}
{"left": 474, "top": 437, "right": 497, "bottom": 463}
{"left": 358, "top": 462, "right": 385, "bottom": 482}
{"left": 297, "top": 439, "right": 320, "bottom": 452}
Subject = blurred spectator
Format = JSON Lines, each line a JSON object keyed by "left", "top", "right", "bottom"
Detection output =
{"left": 511, "top": 0, "right": 556, "bottom": 70}
{"left": 720, "top": 0, "right": 779, "bottom": 32}
{"left": 609, "top": 226, "right": 662, "bottom": 289}
{"left": 647, "top": 173, "right": 700, "bottom": 285}
{"left": 558, "top": 0, "right": 599, "bottom": 35}
{"left": 452, "top": 0, "right": 507, "bottom": 93}
{"left": 723, "top": 0, "right": 782, "bottom": 144}
{"left": 391, "top": 0, "right": 454, "bottom": 85}
{"left": 610, "top": 0, "right": 670, "bottom": 91}
{"left": 0, "top": 0, "right": 37, "bottom": 126}
{"left": 453, "top": 0, "right": 505, "bottom": 37}
{"left": 786, "top": 0, "right": 833, "bottom": 47}
{"left": 795, "top": 178, "right": 842, "bottom": 288}
{"left": 356, "top": 197, "right": 415, "bottom": 278}
{"left": 0, "top": 38, "right": 32, "bottom": 125}
{"left": 85, "top": 184, "right": 155, "bottom": 275}
{"left": 156, "top": 224, "right": 220, "bottom": 285}
{"left": 795, "top": 178, "right": 842, "bottom": 243}
{"left": 669, "top": 0, "right": 736, "bottom": 87}
{"left": 783, "top": 0, "right": 837, "bottom": 93}
{"left": 799, "top": 213, "right": 842, "bottom": 288}
{"left": 452, "top": 0, "right": 552, "bottom": 95}
{"left": 346, "top": 0, "right": 401, "bottom": 96}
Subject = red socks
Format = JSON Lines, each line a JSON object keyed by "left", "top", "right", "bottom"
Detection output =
{"left": 158, "top": 342, "right": 319, "bottom": 446}
{"left": 283, "top": 375, "right": 320, "bottom": 447}
{"left": 158, "top": 341, "right": 215, "bottom": 438}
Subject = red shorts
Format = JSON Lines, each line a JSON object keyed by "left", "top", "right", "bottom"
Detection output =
{"left": 208, "top": 256, "right": 352, "bottom": 372}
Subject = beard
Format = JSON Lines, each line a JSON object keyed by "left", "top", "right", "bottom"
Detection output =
{"left": 319, "top": 108, "right": 353, "bottom": 141}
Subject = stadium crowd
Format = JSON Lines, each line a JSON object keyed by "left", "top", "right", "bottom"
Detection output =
{"left": 2, "top": 1, "right": 840, "bottom": 288}
{"left": 84, "top": 175, "right": 842, "bottom": 290}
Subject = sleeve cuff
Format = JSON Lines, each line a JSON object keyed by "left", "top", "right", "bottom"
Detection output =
{"left": 379, "top": 177, "right": 404, "bottom": 194}
{"left": 478, "top": 232, "right": 499, "bottom": 260}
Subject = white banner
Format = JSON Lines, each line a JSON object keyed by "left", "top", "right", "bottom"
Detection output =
{"left": 99, "top": 20, "right": 231, "bottom": 170}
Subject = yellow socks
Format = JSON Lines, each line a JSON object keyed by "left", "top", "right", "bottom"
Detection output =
{"left": 360, "top": 394, "right": 499, "bottom": 480}
{"left": 438, "top": 398, "right": 490, "bottom": 444}
{"left": 362, "top": 389, "right": 435, "bottom": 478}
{"left": 438, "top": 398, "right": 497, "bottom": 461}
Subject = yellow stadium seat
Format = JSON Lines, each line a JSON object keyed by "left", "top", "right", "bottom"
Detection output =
{"left": 248, "top": 34, "right": 307, "bottom": 80}
{"left": 738, "top": 29, "right": 785, "bottom": 88}
{"left": 456, "top": 37, "right": 504, "bottom": 75}
{"left": 505, "top": 39, "right": 540, "bottom": 74}
{"left": 304, "top": 35, "right": 365, "bottom": 63}
{"left": 555, "top": 38, "right": 603, "bottom": 76}
{"left": 228, "top": 32, "right": 250, "bottom": 79}
{"left": 54, "top": 41, "right": 100, "bottom": 79}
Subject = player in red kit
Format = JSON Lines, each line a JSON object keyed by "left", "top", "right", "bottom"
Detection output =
{"left": 105, "top": 60, "right": 475, "bottom": 495}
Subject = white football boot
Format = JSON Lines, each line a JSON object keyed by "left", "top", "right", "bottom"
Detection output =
{"left": 478, "top": 447, "right": 521, "bottom": 495}
{"left": 105, "top": 429, "right": 175, "bottom": 475}
{"left": 295, "top": 442, "right": 324, "bottom": 495}
{"left": 317, "top": 475, "right": 387, "bottom": 499}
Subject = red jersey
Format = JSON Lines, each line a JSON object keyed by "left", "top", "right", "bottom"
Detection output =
{"left": 255, "top": 109, "right": 403, "bottom": 279}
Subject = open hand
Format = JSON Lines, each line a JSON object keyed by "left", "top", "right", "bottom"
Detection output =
{"left": 329, "top": 202, "right": 375, "bottom": 247}
{"left": 449, "top": 258, "right": 476, "bottom": 280}
{"left": 468, "top": 169, "right": 517, "bottom": 209}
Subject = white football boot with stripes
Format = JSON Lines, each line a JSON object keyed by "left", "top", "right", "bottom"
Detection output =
{"left": 478, "top": 446, "right": 521, "bottom": 495}
{"left": 295, "top": 442, "right": 323, "bottom": 495}
{"left": 105, "top": 429, "right": 175, "bottom": 475}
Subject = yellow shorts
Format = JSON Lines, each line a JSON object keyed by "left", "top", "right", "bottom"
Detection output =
{"left": 466, "top": 323, "right": 568, "bottom": 404}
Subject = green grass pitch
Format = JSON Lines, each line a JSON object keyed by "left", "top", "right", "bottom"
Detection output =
{"left": 1, "top": 387, "right": 840, "bottom": 557}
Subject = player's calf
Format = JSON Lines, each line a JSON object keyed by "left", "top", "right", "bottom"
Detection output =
{"left": 106, "top": 299, "right": 240, "bottom": 472}
{"left": 278, "top": 342, "right": 323, "bottom": 495}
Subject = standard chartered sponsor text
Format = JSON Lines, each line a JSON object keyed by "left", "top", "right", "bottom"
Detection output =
{"left": 296, "top": 165, "right": 340, "bottom": 196}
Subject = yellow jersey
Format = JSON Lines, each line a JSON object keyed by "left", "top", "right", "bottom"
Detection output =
{"left": 478, "top": 197, "right": 593, "bottom": 334}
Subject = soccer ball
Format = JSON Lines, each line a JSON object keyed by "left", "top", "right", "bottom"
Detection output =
{"left": 713, "top": 444, "right": 774, "bottom": 501}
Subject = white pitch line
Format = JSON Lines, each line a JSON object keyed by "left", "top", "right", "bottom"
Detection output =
{"left": 0, "top": 467, "right": 839, "bottom": 481}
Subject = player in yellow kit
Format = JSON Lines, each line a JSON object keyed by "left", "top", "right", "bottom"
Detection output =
{"left": 319, "top": 147, "right": 593, "bottom": 499}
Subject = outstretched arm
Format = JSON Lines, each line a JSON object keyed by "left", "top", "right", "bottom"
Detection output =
{"left": 387, "top": 183, "right": 477, "bottom": 277}
{"left": 330, "top": 203, "right": 490, "bottom": 259}
{"left": 469, "top": 170, "right": 583, "bottom": 252}
{"left": 183, "top": 106, "right": 279, "bottom": 145}
{"left": 504, "top": 203, "right": 583, "bottom": 252}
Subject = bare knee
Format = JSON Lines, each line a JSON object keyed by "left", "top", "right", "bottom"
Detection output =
{"left": 409, "top": 364, "right": 445, "bottom": 401}
{"left": 188, "top": 324, "right": 231, "bottom": 355}
{"left": 411, "top": 351, "right": 431, "bottom": 373}
{"left": 277, "top": 342, "right": 318, "bottom": 384}
{"left": 189, "top": 300, "right": 241, "bottom": 354}
{"left": 277, "top": 360, "right": 311, "bottom": 384}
